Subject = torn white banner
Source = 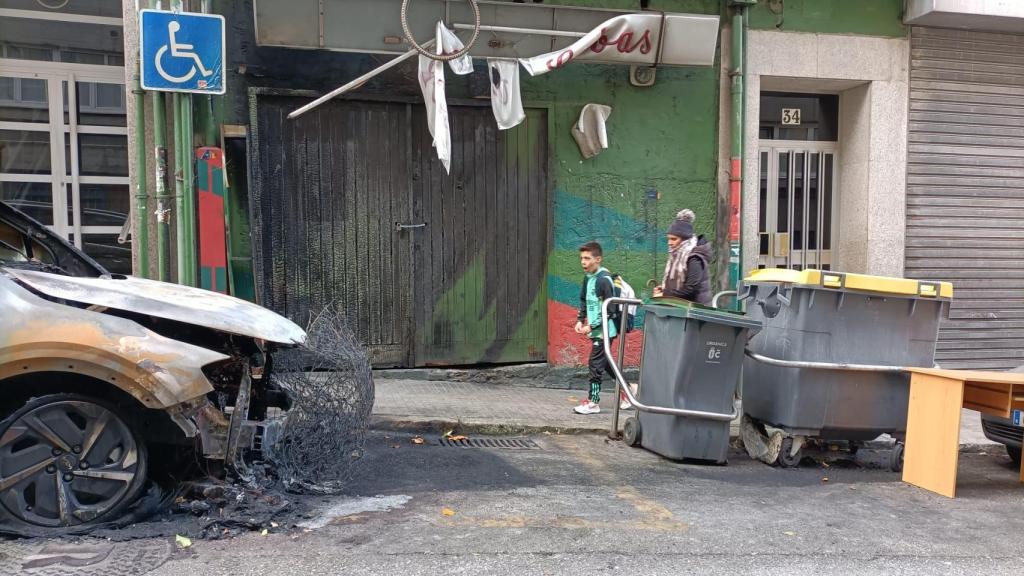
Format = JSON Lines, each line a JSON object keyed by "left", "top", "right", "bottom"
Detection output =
{"left": 439, "top": 23, "right": 473, "bottom": 75}
{"left": 487, "top": 59, "right": 525, "bottom": 130}
{"left": 520, "top": 14, "right": 657, "bottom": 76}
{"left": 417, "top": 23, "right": 451, "bottom": 173}
{"left": 572, "top": 104, "right": 612, "bottom": 159}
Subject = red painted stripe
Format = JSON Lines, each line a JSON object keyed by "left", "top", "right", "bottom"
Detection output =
{"left": 548, "top": 300, "right": 643, "bottom": 367}
{"left": 729, "top": 157, "right": 742, "bottom": 242}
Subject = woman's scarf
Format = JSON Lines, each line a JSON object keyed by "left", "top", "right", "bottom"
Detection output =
{"left": 662, "top": 236, "right": 698, "bottom": 293}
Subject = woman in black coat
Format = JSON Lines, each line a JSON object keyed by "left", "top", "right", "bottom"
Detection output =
{"left": 652, "top": 209, "right": 713, "bottom": 305}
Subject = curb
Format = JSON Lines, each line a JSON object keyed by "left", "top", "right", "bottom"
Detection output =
{"left": 370, "top": 416, "right": 1003, "bottom": 453}
{"left": 374, "top": 366, "right": 641, "bottom": 391}
{"left": 370, "top": 415, "right": 614, "bottom": 437}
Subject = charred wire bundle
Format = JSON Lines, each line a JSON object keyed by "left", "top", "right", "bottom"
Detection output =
{"left": 267, "top": 304, "right": 375, "bottom": 494}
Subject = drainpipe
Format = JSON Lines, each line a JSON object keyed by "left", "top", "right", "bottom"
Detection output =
{"left": 167, "top": 0, "right": 196, "bottom": 287}
{"left": 201, "top": 0, "right": 218, "bottom": 146}
{"left": 132, "top": 68, "right": 149, "bottom": 278}
{"left": 150, "top": 0, "right": 171, "bottom": 282}
{"left": 150, "top": 0, "right": 174, "bottom": 284}
{"left": 728, "top": 1, "right": 755, "bottom": 307}
{"left": 182, "top": 93, "right": 197, "bottom": 286}
{"left": 173, "top": 92, "right": 186, "bottom": 284}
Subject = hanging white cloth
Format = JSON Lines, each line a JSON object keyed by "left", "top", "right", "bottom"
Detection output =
{"left": 572, "top": 104, "right": 612, "bottom": 159}
{"left": 417, "top": 23, "right": 452, "bottom": 173}
{"left": 486, "top": 59, "right": 525, "bottom": 130}
{"left": 439, "top": 22, "right": 473, "bottom": 75}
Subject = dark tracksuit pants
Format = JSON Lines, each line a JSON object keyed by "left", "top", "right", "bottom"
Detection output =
{"left": 587, "top": 337, "right": 615, "bottom": 403}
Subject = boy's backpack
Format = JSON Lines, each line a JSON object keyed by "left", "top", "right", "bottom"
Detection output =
{"left": 607, "top": 273, "right": 637, "bottom": 333}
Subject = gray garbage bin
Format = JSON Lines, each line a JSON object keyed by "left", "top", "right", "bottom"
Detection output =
{"left": 741, "top": 269, "right": 953, "bottom": 457}
{"left": 620, "top": 300, "right": 762, "bottom": 464}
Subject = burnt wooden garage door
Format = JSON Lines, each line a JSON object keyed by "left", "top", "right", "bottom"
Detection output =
{"left": 252, "top": 96, "right": 550, "bottom": 367}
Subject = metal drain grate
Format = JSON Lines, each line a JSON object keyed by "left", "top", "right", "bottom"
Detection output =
{"left": 437, "top": 437, "right": 541, "bottom": 449}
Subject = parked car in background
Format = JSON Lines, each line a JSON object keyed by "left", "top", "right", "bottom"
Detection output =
{"left": 980, "top": 365, "right": 1024, "bottom": 467}
{"left": 0, "top": 200, "right": 305, "bottom": 533}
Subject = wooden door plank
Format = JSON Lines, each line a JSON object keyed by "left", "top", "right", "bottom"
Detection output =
{"left": 903, "top": 372, "right": 965, "bottom": 498}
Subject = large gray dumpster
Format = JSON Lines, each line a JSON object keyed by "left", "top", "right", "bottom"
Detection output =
{"left": 604, "top": 298, "right": 762, "bottom": 464}
{"left": 741, "top": 269, "right": 953, "bottom": 465}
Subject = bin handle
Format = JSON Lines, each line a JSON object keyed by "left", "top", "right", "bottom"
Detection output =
{"left": 776, "top": 285, "right": 792, "bottom": 307}
{"left": 744, "top": 350, "right": 904, "bottom": 374}
{"left": 600, "top": 298, "right": 741, "bottom": 427}
{"left": 756, "top": 285, "right": 790, "bottom": 318}
{"left": 712, "top": 290, "right": 737, "bottom": 309}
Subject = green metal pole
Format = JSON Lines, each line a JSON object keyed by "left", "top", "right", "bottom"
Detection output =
{"left": 150, "top": 2, "right": 171, "bottom": 283}
{"left": 741, "top": 5, "right": 749, "bottom": 301}
{"left": 728, "top": 4, "right": 748, "bottom": 310}
{"left": 182, "top": 93, "right": 197, "bottom": 286}
{"left": 154, "top": 92, "right": 170, "bottom": 282}
{"left": 132, "top": 67, "right": 149, "bottom": 279}
{"left": 173, "top": 92, "right": 187, "bottom": 284}
{"left": 201, "top": 0, "right": 218, "bottom": 146}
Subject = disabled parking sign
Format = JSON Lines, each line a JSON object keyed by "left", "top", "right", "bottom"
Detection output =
{"left": 140, "top": 9, "right": 225, "bottom": 94}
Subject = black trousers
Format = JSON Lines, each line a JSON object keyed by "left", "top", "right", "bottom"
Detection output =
{"left": 587, "top": 338, "right": 615, "bottom": 403}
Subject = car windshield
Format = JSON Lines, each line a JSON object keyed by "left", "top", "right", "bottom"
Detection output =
{"left": 0, "top": 201, "right": 106, "bottom": 277}
{"left": 0, "top": 217, "right": 68, "bottom": 274}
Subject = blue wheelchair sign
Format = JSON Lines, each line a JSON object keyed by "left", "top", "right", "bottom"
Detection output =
{"left": 140, "top": 9, "right": 225, "bottom": 94}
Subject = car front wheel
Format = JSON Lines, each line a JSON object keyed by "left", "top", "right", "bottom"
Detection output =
{"left": 0, "top": 394, "right": 148, "bottom": 530}
{"left": 1008, "top": 445, "right": 1022, "bottom": 468}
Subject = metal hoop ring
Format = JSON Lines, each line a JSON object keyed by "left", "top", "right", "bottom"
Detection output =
{"left": 400, "top": 0, "right": 481, "bottom": 61}
{"left": 34, "top": 0, "right": 71, "bottom": 9}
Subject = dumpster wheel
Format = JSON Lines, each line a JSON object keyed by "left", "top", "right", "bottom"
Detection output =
{"left": 777, "top": 436, "right": 804, "bottom": 468}
{"left": 889, "top": 442, "right": 905, "bottom": 473}
{"left": 623, "top": 417, "right": 642, "bottom": 447}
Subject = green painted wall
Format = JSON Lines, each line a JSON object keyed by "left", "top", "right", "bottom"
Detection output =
{"left": 747, "top": 0, "right": 906, "bottom": 37}
{"left": 523, "top": 0, "right": 722, "bottom": 312}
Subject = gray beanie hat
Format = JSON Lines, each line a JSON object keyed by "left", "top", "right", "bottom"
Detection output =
{"left": 667, "top": 209, "right": 695, "bottom": 239}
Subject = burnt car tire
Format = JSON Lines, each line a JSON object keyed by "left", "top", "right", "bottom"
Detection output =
{"left": 0, "top": 394, "right": 148, "bottom": 532}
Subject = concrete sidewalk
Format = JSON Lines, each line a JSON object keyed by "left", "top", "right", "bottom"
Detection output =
{"left": 371, "top": 379, "right": 622, "bottom": 435}
{"left": 372, "top": 379, "right": 998, "bottom": 447}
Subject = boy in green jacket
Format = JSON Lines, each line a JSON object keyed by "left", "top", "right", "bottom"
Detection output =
{"left": 574, "top": 241, "right": 618, "bottom": 415}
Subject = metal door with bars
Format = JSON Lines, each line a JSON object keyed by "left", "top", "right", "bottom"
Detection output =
{"left": 757, "top": 142, "right": 837, "bottom": 270}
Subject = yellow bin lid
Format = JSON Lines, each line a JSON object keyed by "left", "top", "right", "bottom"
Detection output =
{"left": 744, "top": 269, "right": 953, "bottom": 300}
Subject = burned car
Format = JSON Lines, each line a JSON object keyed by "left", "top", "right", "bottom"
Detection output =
{"left": 0, "top": 200, "right": 305, "bottom": 532}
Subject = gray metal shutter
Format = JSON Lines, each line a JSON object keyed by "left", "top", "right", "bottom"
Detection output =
{"left": 906, "top": 27, "right": 1024, "bottom": 371}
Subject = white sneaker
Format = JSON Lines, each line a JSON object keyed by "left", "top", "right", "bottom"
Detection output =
{"left": 619, "top": 384, "right": 638, "bottom": 410}
{"left": 574, "top": 400, "right": 601, "bottom": 415}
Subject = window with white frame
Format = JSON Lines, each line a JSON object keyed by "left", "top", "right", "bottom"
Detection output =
{"left": 0, "top": 0, "right": 130, "bottom": 273}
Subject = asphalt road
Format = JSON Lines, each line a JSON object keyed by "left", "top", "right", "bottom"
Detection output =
{"left": 5, "top": 431, "right": 1024, "bottom": 575}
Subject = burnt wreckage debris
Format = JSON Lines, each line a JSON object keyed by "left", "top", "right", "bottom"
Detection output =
{"left": 168, "top": 305, "right": 375, "bottom": 537}
{"left": 258, "top": 303, "right": 376, "bottom": 494}
{"left": 0, "top": 306, "right": 374, "bottom": 540}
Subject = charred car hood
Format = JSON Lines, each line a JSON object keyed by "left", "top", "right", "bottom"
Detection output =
{"left": 5, "top": 269, "right": 306, "bottom": 345}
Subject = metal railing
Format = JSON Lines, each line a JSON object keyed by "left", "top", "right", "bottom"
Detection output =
{"left": 743, "top": 350, "right": 903, "bottom": 374}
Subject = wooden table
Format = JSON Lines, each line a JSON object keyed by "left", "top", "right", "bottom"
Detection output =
{"left": 903, "top": 368, "right": 1024, "bottom": 498}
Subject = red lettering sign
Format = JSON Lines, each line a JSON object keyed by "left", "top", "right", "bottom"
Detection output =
{"left": 546, "top": 49, "right": 575, "bottom": 71}
{"left": 589, "top": 28, "right": 653, "bottom": 55}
